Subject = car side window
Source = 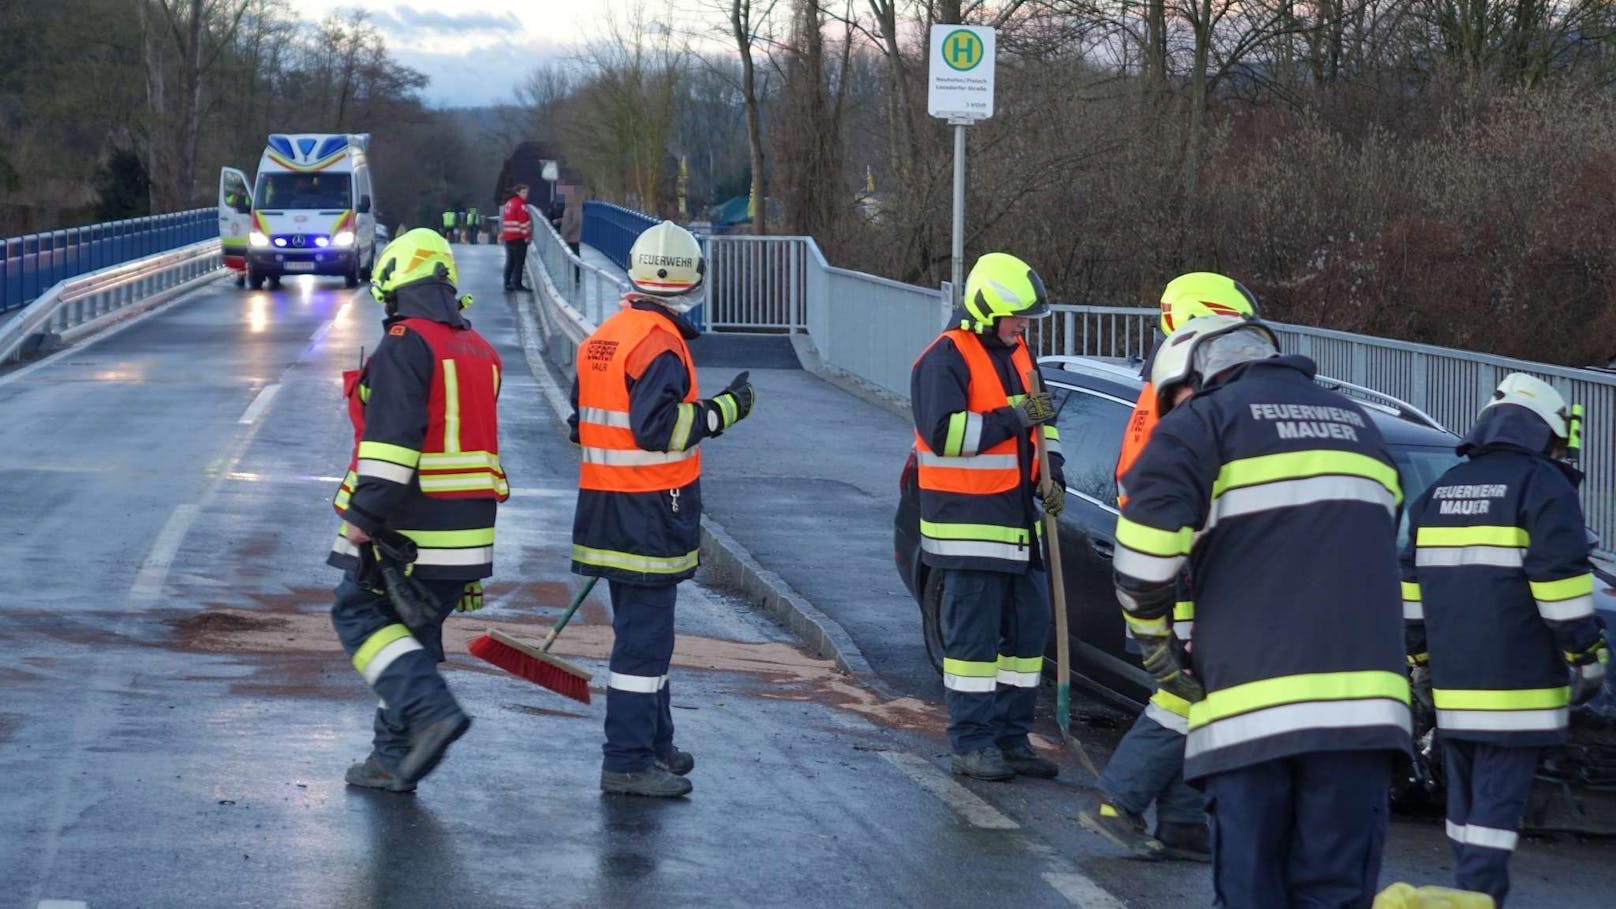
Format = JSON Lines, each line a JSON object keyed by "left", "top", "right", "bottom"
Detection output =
{"left": 1053, "top": 386, "right": 1132, "bottom": 507}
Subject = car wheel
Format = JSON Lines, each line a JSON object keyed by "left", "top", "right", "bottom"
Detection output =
{"left": 268, "top": 274, "right": 282, "bottom": 289}
{"left": 247, "top": 268, "right": 265, "bottom": 291}
{"left": 921, "top": 569, "right": 945, "bottom": 676}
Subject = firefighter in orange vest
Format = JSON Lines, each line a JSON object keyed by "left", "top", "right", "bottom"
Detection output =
{"left": 911, "top": 252, "right": 1065, "bottom": 781}
{"left": 327, "top": 228, "right": 509, "bottom": 793}
{"left": 1079, "top": 272, "right": 1261, "bottom": 858}
{"left": 569, "top": 221, "right": 755, "bottom": 798}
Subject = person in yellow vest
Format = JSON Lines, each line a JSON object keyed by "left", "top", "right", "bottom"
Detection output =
{"left": 568, "top": 221, "right": 755, "bottom": 798}
{"left": 327, "top": 229, "right": 508, "bottom": 792}
{"left": 440, "top": 209, "right": 456, "bottom": 242}
{"left": 909, "top": 252, "right": 1066, "bottom": 781}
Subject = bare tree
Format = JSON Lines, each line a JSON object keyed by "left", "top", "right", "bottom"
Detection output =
{"left": 139, "top": 0, "right": 251, "bottom": 209}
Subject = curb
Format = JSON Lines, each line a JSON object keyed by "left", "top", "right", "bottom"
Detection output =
{"left": 696, "top": 514, "right": 886, "bottom": 692}
{"left": 789, "top": 333, "right": 912, "bottom": 418}
{"left": 515, "top": 281, "right": 890, "bottom": 695}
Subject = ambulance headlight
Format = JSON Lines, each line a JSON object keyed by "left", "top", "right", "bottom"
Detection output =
{"left": 333, "top": 230, "right": 356, "bottom": 248}
{"left": 249, "top": 231, "right": 270, "bottom": 248}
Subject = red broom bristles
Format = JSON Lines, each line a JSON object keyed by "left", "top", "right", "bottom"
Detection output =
{"left": 468, "top": 628, "right": 592, "bottom": 704}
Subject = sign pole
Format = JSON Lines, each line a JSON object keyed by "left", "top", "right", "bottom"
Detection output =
{"left": 951, "top": 122, "right": 967, "bottom": 309}
{"left": 927, "top": 24, "right": 995, "bottom": 311}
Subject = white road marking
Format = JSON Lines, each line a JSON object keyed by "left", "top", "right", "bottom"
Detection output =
{"left": 128, "top": 503, "right": 200, "bottom": 602}
{"left": 37, "top": 901, "right": 90, "bottom": 909}
{"left": 1042, "top": 871, "right": 1130, "bottom": 908}
{"left": 236, "top": 383, "right": 281, "bottom": 424}
{"left": 880, "top": 751, "right": 1020, "bottom": 830}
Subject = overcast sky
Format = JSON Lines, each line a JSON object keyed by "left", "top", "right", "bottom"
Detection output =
{"left": 302, "top": 2, "right": 609, "bottom": 108}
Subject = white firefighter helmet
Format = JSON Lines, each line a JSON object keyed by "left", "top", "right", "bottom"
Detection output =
{"left": 627, "top": 221, "right": 705, "bottom": 309}
{"left": 1151, "top": 314, "right": 1279, "bottom": 415}
{"left": 1483, "top": 372, "right": 1571, "bottom": 439}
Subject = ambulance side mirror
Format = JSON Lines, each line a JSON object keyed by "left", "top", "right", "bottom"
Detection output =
{"left": 357, "top": 195, "right": 372, "bottom": 214}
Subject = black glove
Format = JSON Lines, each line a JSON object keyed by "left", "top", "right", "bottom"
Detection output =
{"left": 1140, "top": 634, "right": 1204, "bottom": 703}
{"left": 1042, "top": 480, "right": 1065, "bottom": 517}
{"left": 370, "top": 531, "right": 439, "bottom": 628}
{"left": 1012, "top": 391, "right": 1055, "bottom": 428}
{"left": 1568, "top": 641, "right": 1610, "bottom": 706}
{"left": 704, "top": 370, "right": 755, "bottom": 434}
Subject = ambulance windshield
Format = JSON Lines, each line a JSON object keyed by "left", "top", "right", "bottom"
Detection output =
{"left": 254, "top": 173, "right": 352, "bottom": 210}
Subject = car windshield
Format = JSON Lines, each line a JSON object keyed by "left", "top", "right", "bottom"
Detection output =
{"left": 1391, "top": 445, "right": 1462, "bottom": 550}
{"left": 254, "top": 173, "right": 351, "bottom": 211}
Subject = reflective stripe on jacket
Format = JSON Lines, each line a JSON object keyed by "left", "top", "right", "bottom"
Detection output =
{"left": 911, "top": 329, "right": 1056, "bottom": 573}
{"left": 570, "top": 300, "right": 705, "bottom": 585}
{"left": 1401, "top": 407, "right": 1603, "bottom": 746}
{"left": 1114, "top": 356, "right": 1411, "bottom": 781}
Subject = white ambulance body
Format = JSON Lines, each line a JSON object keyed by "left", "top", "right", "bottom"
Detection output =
{"left": 218, "top": 133, "right": 378, "bottom": 289}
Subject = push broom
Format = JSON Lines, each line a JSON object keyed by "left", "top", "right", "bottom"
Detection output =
{"left": 1027, "top": 368, "right": 1103, "bottom": 780}
{"left": 468, "top": 577, "right": 597, "bottom": 704}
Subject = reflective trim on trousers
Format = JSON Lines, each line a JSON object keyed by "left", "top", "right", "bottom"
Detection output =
{"left": 944, "top": 674, "right": 998, "bottom": 693}
{"left": 1416, "top": 546, "right": 1524, "bottom": 568}
{"left": 1403, "top": 599, "right": 1424, "bottom": 620}
{"left": 1185, "top": 697, "right": 1411, "bottom": 762}
{"left": 1446, "top": 820, "right": 1519, "bottom": 852}
{"left": 608, "top": 672, "right": 667, "bottom": 693}
{"left": 996, "top": 669, "right": 1040, "bottom": 688}
{"left": 1436, "top": 707, "right": 1569, "bottom": 733}
{"left": 353, "top": 624, "right": 424, "bottom": 686}
{"left": 357, "top": 458, "right": 415, "bottom": 484}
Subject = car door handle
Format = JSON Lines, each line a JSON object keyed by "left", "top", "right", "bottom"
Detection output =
{"left": 1089, "top": 537, "right": 1114, "bottom": 559}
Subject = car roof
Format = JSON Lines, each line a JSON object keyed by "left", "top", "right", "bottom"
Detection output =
{"left": 1038, "top": 355, "right": 1460, "bottom": 449}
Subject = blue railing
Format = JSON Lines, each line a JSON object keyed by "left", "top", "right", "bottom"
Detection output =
{"left": 581, "top": 201, "right": 657, "bottom": 270}
{"left": 1, "top": 209, "right": 216, "bottom": 314}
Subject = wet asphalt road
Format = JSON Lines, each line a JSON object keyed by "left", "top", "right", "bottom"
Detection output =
{"left": 2, "top": 245, "right": 1613, "bottom": 908}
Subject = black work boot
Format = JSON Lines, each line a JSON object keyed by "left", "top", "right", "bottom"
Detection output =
{"left": 1155, "top": 820, "right": 1211, "bottom": 862}
{"left": 399, "top": 712, "right": 471, "bottom": 785}
{"left": 601, "top": 766, "right": 694, "bottom": 798}
{"left": 655, "top": 747, "right": 695, "bottom": 776}
{"left": 999, "top": 743, "right": 1060, "bottom": 779}
{"left": 1077, "top": 799, "right": 1165, "bottom": 860}
{"left": 951, "top": 746, "right": 1015, "bottom": 781}
{"left": 345, "top": 756, "right": 416, "bottom": 794}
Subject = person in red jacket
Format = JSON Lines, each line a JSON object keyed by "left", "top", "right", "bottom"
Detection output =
{"left": 500, "top": 184, "right": 533, "bottom": 292}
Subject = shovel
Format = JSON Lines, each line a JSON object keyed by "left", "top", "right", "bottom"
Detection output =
{"left": 1027, "top": 368, "right": 1104, "bottom": 780}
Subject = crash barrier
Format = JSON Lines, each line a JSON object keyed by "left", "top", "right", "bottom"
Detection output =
{"left": 579, "top": 201, "right": 657, "bottom": 270}
{"left": 1, "top": 209, "right": 215, "bottom": 314}
{"left": 1031, "top": 305, "right": 1616, "bottom": 555}
{"left": 0, "top": 239, "right": 224, "bottom": 367}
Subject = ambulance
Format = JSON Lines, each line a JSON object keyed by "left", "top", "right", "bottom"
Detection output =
{"left": 218, "top": 133, "right": 378, "bottom": 290}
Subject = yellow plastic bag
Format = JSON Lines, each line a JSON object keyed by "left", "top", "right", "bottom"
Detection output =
{"left": 1373, "top": 882, "right": 1495, "bottom": 908}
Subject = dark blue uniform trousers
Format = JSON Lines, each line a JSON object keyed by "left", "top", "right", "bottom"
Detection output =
{"left": 1443, "top": 740, "right": 1537, "bottom": 906}
{"left": 939, "top": 568, "right": 1050, "bottom": 753}
{"left": 331, "top": 572, "right": 467, "bottom": 772}
{"left": 1098, "top": 710, "right": 1203, "bottom": 825}
{"left": 1205, "top": 750, "right": 1391, "bottom": 909}
{"left": 603, "top": 581, "right": 678, "bottom": 773}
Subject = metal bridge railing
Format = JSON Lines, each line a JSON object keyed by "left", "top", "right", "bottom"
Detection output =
{"left": 0, "top": 239, "right": 224, "bottom": 366}
{"left": 705, "top": 236, "right": 810, "bottom": 332}
{"left": 579, "top": 201, "right": 657, "bottom": 271}
{"left": 525, "top": 206, "right": 631, "bottom": 350}
{"left": 1, "top": 209, "right": 216, "bottom": 313}
{"left": 1034, "top": 304, "right": 1616, "bottom": 551}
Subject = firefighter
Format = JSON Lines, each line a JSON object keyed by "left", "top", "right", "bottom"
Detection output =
{"left": 1079, "top": 273, "right": 1261, "bottom": 861}
{"left": 910, "top": 252, "right": 1066, "bottom": 782}
{"left": 440, "top": 208, "right": 456, "bottom": 241}
{"left": 569, "top": 221, "right": 755, "bottom": 798}
{"left": 327, "top": 228, "right": 509, "bottom": 793}
{"left": 1114, "top": 314, "right": 1411, "bottom": 907}
{"left": 1402, "top": 373, "right": 1609, "bottom": 906}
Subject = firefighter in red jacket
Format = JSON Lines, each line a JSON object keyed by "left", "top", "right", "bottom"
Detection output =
{"left": 910, "top": 252, "right": 1066, "bottom": 782}
{"left": 328, "top": 228, "right": 508, "bottom": 793}
{"left": 570, "top": 221, "right": 756, "bottom": 798}
{"left": 500, "top": 184, "right": 533, "bottom": 292}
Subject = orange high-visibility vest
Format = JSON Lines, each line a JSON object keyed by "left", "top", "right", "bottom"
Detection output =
{"left": 576, "top": 307, "right": 701, "bottom": 493}
{"left": 1115, "top": 384, "right": 1158, "bottom": 508}
{"left": 914, "top": 328, "right": 1039, "bottom": 494}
